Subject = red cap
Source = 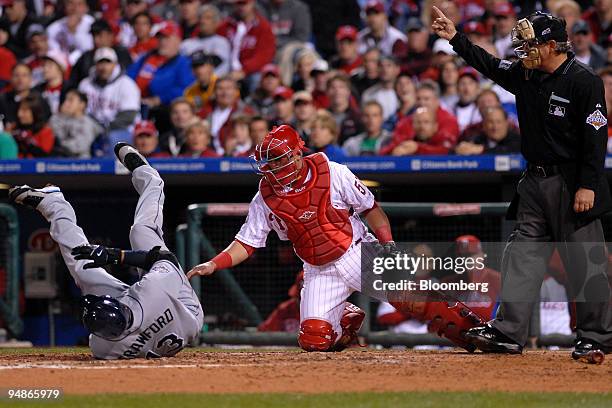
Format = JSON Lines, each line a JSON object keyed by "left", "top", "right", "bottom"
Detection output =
{"left": 133, "top": 120, "right": 158, "bottom": 137}
{"left": 336, "top": 25, "right": 358, "bottom": 41}
{"left": 1, "top": 0, "right": 15, "bottom": 7}
{"left": 493, "top": 2, "right": 515, "bottom": 17}
{"left": 459, "top": 66, "right": 480, "bottom": 81}
{"left": 365, "top": 0, "right": 384, "bottom": 13}
{"left": 156, "top": 20, "right": 182, "bottom": 38}
{"left": 273, "top": 86, "right": 294, "bottom": 100}
{"left": 261, "top": 63, "right": 280, "bottom": 77}
{"left": 464, "top": 21, "right": 487, "bottom": 36}
{"left": 455, "top": 235, "right": 483, "bottom": 256}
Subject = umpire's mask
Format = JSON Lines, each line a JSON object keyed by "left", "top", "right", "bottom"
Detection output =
{"left": 511, "top": 11, "right": 569, "bottom": 69}
{"left": 81, "top": 295, "right": 133, "bottom": 340}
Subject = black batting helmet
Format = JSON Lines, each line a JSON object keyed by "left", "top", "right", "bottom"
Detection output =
{"left": 81, "top": 295, "right": 132, "bottom": 340}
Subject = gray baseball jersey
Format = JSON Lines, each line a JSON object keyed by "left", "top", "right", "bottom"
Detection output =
{"left": 37, "top": 165, "right": 204, "bottom": 359}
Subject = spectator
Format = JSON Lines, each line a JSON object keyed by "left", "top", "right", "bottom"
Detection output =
{"left": 401, "top": 17, "right": 432, "bottom": 78}
{"left": 34, "top": 50, "right": 70, "bottom": 115}
{"left": 425, "top": 38, "right": 457, "bottom": 81}
{"left": 0, "top": 63, "right": 39, "bottom": 130}
{"left": 0, "top": 130, "right": 18, "bottom": 158}
{"left": 391, "top": 107, "right": 450, "bottom": 155}
{"left": 454, "top": 67, "right": 482, "bottom": 132}
{"left": 307, "top": 0, "right": 361, "bottom": 59}
{"left": 293, "top": 90, "right": 316, "bottom": 143}
{"left": 159, "top": 98, "right": 199, "bottom": 156}
{"left": 351, "top": 47, "right": 381, "bottom": 97}
{"left": 0, "top": 20, "right": 17, "bottom": 90}
{"left": 179, "top": 120, "right": 219, "bottom": 157}
{"left": 69, "top": 19, "right": 133, "bottom": 88}
{"left": 246, "top": 63, "right": 281, "bottom": 120}
{"left": 463, "top": 20, "right": 497, "bottom": 57}
{"left": 460, "top": 89, "right": 510, "bottom": 141}
{"left": 343, "top": 100, "right": 391, "bottom": 156}
{"left": 127, "top": 12, "right": 159, "bottom": 62}
{"left": 309, "top": 109, "right": 345, "bottom": 158}
{"left": 361, "top": 55, "right": 400, "bottom": 121}
{"left": 1, "top": 0, "right": 37, "bottom": 58}
{"left": 128, "top": 20, "right": 195, "bottom": 109}
{"left": 118, "top": 0, "right": 152, "bottom": 49}
{"left": 439, "top": 60, "right": 459, "bottom": 112}
{"left": 22, "top": 24, "right": 48, "bottom": 86}
{"left": 455, "top": 107, "right": 520, "bottom": 155}
{"left": 217, "top": 0, "right": 276, "bottom": 91}
{"left": 581, "top": 0, "right": 612, "bottom": 44}
{"left": 257, "top": 270, "right": 303, "bottom": 333}
{"left": 46, "top": 0, "right": 94, "bottom": 65}
{"left": 50, "top": 89, "right": 102, "bottom": 157}
{"left": 383, "top": 72, "right": 416, "bottom": 131}
{"left": 376, "top": 301, "right": 429, "bottom": 336}
{"left": 330, "top": 25, "right": 362, "bottom": 76}
{"left": 271, "top": 86, "right": 295, "bottom": 127}
{"left": 358, "top": 0, "right": 407, "bottom": 59}
{"left": 184, "top": 51, "right": 220, "bottom": 113}
{"left": 599, "top": 67, "right": 612, "bottom": 143}
{"left": 12, "top": 93, "right": 55, "bottom": 157}
{"left": 79, "top": 47, "right": 141, "bottom": 153}
{"left": 571, "top": 20, "right": 607, "bottom": 70}
{"left": 290, "top": 48, "right": 317, "bottom": 93}
{"left": 552, "top": 0, "right": 582, "bottom": 38}
{"left": 201, "top": 76, "right": 254, "bottom": 154}
{"left": 132, "top": 120, "right": 169, "bottom": 158}
{"left": 179, "top": 0, "right": 200, "bottom": 39}
{"left": 249, "top": 115, "right": 269, "bottom": 145}
{"left": 381, "top": 80, "right": 459, "bottom": 155}
{"left": 224, "top": 114, "right": 252, "bottom": 157}
{"left": 180, "top": 5, "right": 231, "bottom": 76}
{"left": 326, "top": 73, "right": 363, "bottom": 144}
{"left": 309, "top": 59, "right": 330, "bottom": 109}
{"left": 258, "top": 0, "right": 312, "bottom": 51}
{"left": 492, "top": 2, "right": 516, "bottom": 58}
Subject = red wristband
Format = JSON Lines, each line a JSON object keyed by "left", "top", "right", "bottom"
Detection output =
{"left": 211, "top": 252, "right": 232, "bottom": 270}
{"left": 374, "top": 225, "right": 393, "bottom": 244}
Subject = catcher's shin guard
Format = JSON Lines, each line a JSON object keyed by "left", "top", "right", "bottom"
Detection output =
{"left": 332, "top": 302, "right": 366, "bottom": 351}
{"left": 298, "top": 319, "right": 337, "bottom": 351}
{"left": 391, "top": 299, "right": 484, "bottom": 352}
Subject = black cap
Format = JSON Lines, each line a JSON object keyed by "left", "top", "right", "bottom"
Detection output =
{"left": 572, "top": 20, "right": 590, "bottom": 35}
{"left": 405, "top": 17, "right": 425, "bottom": 32}
{"left": 528, "top": 11, "right": 568, "bottom": 43}
{"left": 90, "top": 19, "right": 113, "bottom": 35}
{"left": 26, "top": 23, "right": 45, "bottom": 39}
{"left": 191, "top": 50, "right": 221, "bottom": 68}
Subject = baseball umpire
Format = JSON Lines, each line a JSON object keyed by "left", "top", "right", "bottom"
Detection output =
{"left": 433, "top": 7, "right": 612, "bottom": 360}
{"left": 9, "top": 143, "right": 203, "bottom": 359}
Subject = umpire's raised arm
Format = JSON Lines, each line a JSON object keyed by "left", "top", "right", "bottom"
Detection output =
{"left": 432, "top": 6, "right": 520, "bottom": 93}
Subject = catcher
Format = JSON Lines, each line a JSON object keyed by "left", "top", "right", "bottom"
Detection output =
{"left": 187, "top": 124, "right": 484, "bottom": 351}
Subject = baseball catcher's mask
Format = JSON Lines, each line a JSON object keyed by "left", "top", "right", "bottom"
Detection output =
{"left": 81, "top": 295, "right": 133, "bottom": 340}
{"left": 252, "top": 125, "right": 307, "bottom": 195}
{"left": 511, "top": 11, "right": 569, "bottom": 69}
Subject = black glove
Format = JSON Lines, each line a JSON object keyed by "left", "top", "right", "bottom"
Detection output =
{"left": 381, "top": 241, "right": 401, "bottom": 257}
{"left": 71, "top": 245, "right": 122, "bottom": 269}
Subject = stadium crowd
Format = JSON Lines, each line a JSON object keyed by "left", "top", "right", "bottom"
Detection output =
{"left": 0, "top": 0, "right": 611, "bottom": 159}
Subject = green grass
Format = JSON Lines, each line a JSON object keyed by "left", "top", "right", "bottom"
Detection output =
{"left": 1, "top": 392, "right": 611, "bottom": 408}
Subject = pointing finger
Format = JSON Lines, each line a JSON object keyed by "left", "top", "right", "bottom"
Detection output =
{"left": 432, "top": 6, "right": 445, "bottom": 20}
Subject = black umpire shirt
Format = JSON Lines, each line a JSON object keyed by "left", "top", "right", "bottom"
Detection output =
{"left": 450, "top": 32, "right": 612, "bottom": 220}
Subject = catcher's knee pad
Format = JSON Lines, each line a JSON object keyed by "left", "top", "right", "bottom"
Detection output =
{"left": 298, "top": 319, "right": 337, "bottom": 352}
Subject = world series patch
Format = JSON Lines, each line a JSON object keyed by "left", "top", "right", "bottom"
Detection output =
{"left": 586, "top": 109, "right": 607, "bottom": 130}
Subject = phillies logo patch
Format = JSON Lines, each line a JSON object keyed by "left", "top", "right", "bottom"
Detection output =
{"left": 586, "top": 109, "right": 607, "bottom": 130}
{"left": 298, "top": 211, "right": 315, "bottom": 221}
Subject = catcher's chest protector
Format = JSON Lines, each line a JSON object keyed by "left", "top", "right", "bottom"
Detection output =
{"left": 260, "top": 153, "right": 353, "bottom": 266}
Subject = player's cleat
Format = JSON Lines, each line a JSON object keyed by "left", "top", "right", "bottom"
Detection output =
{"left": 464, "top": 324, "right": 523, "bottom": 354}
{"left": 9, "top": 185, "right": 61, "bottom": 209}
{"left": 114, "top": 142, "right": 148, "bottom": 172}
{"left": 572, "top": 338, "right": 608, "bottom": 364}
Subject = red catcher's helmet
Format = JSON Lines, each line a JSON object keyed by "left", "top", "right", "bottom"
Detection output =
{"left": 252, "top": 125, "right": 306, "bottom": 195}
{"left": 455, "top": 235, "right": 483, "bottom": 256}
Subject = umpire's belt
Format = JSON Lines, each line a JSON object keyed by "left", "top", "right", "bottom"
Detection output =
{"left": 527, "top": 163, "right": 561, "bottom": 178}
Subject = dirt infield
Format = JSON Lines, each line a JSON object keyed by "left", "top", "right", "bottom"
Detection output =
{"left": 0, "top": 349, "right": 610, "bottom": 395}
